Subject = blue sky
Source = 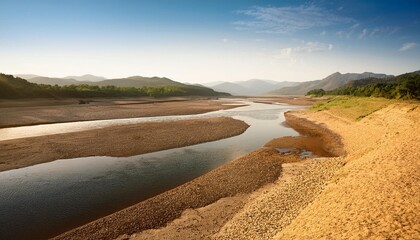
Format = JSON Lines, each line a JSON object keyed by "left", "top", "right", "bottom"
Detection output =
{"left": 0, "top": 0, "right": 419, "bottom": 82}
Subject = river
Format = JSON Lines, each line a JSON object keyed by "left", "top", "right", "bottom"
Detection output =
{"left": 0, "top": 100, "right": 302, "bottom": 239}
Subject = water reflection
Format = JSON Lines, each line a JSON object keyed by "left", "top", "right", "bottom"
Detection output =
{"left": 0, "top": 101, "right": 302, "bottom": 239}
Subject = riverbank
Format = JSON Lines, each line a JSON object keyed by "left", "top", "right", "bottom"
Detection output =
{"left": 0, "top": 117, "right": 248, "bottom": 172}
{"left": 53, "top": 107, "right": 341, "bottom": 240}
{"left": 275, "top": 101, "right": 420, "bottom": 239}
{"left": 55, "top": 98, "right": 419, "bottom": 240}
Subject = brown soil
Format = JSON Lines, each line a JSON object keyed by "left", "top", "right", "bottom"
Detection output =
{"left": 0, "top": 117, "right": 248, "bottom": 172}
{"left": 0, "top": 98, "right": 242, "bottom": 128}
{"left": 53, "top": 109, "right": 339, "bottom": 240}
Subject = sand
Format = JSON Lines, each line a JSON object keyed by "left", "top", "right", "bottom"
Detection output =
{"left": 53, "top": 108, "right": 338, "bottom": 240}
{"left": 0, "top": 117, "right": 248, "bottom": 172}
{"left": 6, "top": 97, "right": 417, "bottom": 239}
{"left": 275, "top": 103, "right": 420, "bottom": 239}
{"left": 0, "top": 98, "right": 242, "bottom": 128}
{"left": 115, "top": 101, "right": 418, "bottom": 240}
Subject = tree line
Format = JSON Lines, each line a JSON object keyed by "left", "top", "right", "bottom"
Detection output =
{"left": 307, "top": 71, "right": 419, "bottom": 100}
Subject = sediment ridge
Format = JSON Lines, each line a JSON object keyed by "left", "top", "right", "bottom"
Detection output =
{"left": 0, "top": 117, "right": 248, "bottom": 172}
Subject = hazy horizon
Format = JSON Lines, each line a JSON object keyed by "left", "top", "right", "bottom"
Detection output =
{"left": 1, "top": 0, "right": 419, "bottom": 83}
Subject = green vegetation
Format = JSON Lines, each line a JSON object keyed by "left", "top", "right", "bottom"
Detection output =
{"left": 271, "top": 72, "right": 391, "bottom": 95}
{"left": 0, "top": 74, "right": 53, "bottom": 98}
{"left": 0, "top": 73, "right": 228, "bottom": 99}
{"left": 310, "top": 96, "right": 394, "bottom": 121}
{"left": 306, "top": 88, "right": 325, "bottom": 97}
{"left": 307, "top": 71, "right": 420, "bottom": 100}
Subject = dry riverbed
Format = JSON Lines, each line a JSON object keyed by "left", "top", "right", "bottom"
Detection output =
{"left": 4, "top": 96, "right": 415, "bottom": 239}
{"left": 0, "top": 117, "right": 248, "bottom": 172}
{"left": 0, "top": 98, "right": 242, "bottom": 128}
{"left": 54, "top": 99, "right": 419, "bottom": 240}
{"left": 53, "top": 107, "right": 341, "bottom": 240}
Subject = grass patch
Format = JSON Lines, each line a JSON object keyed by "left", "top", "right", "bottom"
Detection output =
{"left": 310, "top": 96, "right": 394, "bottom": 121}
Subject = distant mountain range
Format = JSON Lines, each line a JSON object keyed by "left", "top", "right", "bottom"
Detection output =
{"left": 203, "top": 79, "right": 298, "bottom": 96}
{"left": 63, "top": 74, "right": 106, "bottom": 82}
{"left": 267, "top": 72, "right": 393, "bottom": 95}
{"left": 15, "top": 74, "right": 43, "bottom": 80}
{"left": 13, "top": 72, "right": 397, "bottom": 96}
{"left": 2, "top": 73, "right": 228, "bottom": 99}
{"left": 20, "top": 75, "right": 188, "bottom": 88}
{"left": 16, "top": 74, "right": 106, "bottom": 82}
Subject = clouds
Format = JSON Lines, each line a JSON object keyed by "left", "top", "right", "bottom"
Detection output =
{"left": 359, "top": 29, "right": 368, "bottom": 39}
{"left": 279, "top": 42, "right": 333, "bottom": 55}
{"left": 350, "top": 23, "right": 360, "bottom": 29}
{"left": 399, "top": 42, "right": 416, "bottom": 52}
{"left": 235, "top": 5, "right": 353, "bottom": 34}
{"left": 337, "top": 24, "right": 399, "bottom": 40}
{"left": 277, "top": 41, "right": 333, "bottom": 66}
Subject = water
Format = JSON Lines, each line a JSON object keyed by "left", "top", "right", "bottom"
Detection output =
{"left": 0, "top": 101, "right": 302, "bottom": 239}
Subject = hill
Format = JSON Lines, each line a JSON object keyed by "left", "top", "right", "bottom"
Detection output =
{"left": 29, "top": 77, "right": 81, "bottom": 86}
{"left": 0, "top": 74, "right": 53, "bottom": 98}
{"left": 92, "top": 76, "right": 183, "bottom": 87}
{"left": 323, "top": 71, "right": 420, "bottom": 99}
{"left": 15, "top": 74, "right": 43, "bottom": 80}
{"left": 210, "top": 82, "right": 252, "bottom": 96}
{"left": 0, "top": 73, "right": 229, "bottom": 99}
{"left": 204, "top": 79, "right": 297, "bottom": 96}
{"left": 26, "top": 75, "right": 185, "bottom": 87}
{"left": 268, "top": 72, "right": 393, "bottom": 95}
{"left": 63, "top": 74, "right": 106, "bottom": 82}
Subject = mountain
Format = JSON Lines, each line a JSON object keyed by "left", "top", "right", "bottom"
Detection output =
{"left": 1, "top": 73, "right": 228, "bottom": 99}
{"left": 15, "top": 74, "right": 44, "bottom": 80}
{"left": 26, "top": 75, "right": 185, "bottom": 87}
{"left": 268, "top": 72, "right": 393, "bottom": 95}
{"left": 204, "top": 79, "right": 297, "bottom": 96}
{"left": 91, "top": 76, "right": 183, "bottom": 87}
{"left": 326, "top": 71, "right": 419, "bottom": 99}
{"left": 211, "top": 82, "right": 252, "bottom": 96}
{"left": 28, "top": 77, "right": 80, "bottom": 86}
{"left": 63, "top": 74, "right": 106, "bottom": 82}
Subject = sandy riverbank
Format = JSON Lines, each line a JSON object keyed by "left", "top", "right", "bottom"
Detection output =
{"left": 53, "top": 100, "right": 419, "bottom": 240}
{"left": 0, "top": 117, "right": 248, "bottom": 172}
{"left": 53, "top": 108, "right": 341, "bottom": 240}
{"left": 0, "top": 98, "right": 242, "bottom": 128}
{"left": 275, "top": 102, "right": 420, "bottom": 239}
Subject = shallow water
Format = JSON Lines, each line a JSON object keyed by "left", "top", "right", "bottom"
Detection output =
{"left": 0, "top": 100, "right": 302, "bottom": 239}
